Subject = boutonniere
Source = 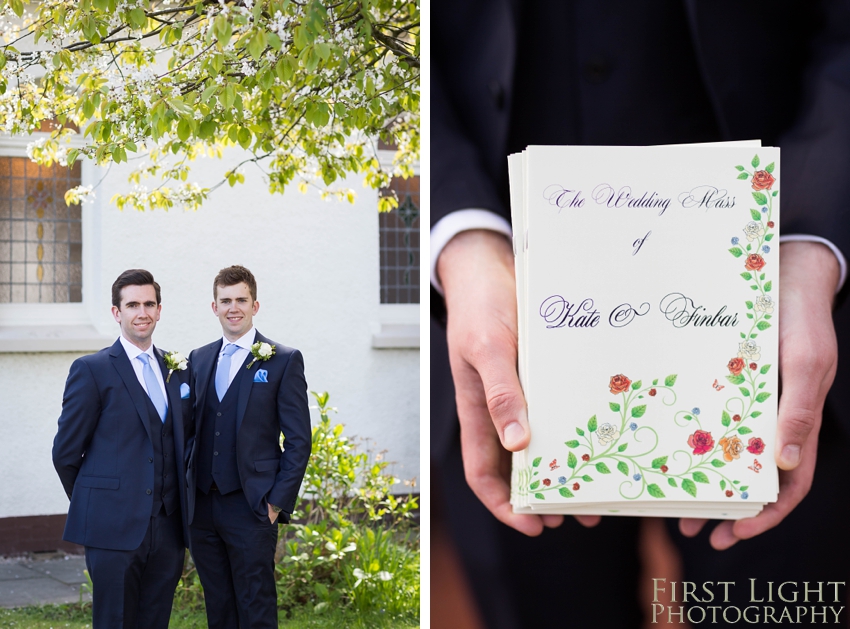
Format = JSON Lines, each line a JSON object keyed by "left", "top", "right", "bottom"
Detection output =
{"left": 164, "top": 351, "right": 188, "bottom": 383}
{"left": 246, "top": 341, "right": 275, "bottom": 369}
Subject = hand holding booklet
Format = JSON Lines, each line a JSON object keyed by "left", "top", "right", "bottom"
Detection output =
{"left": 509, "top": 143, "right": 780, "bottom": 519}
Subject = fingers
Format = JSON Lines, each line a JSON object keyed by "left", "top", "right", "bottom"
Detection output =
{"left": 678, "top": 518, "right": 708, "bottom": 538}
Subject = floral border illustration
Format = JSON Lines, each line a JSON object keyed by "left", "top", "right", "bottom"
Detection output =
{"left": 518, "top": 155, "right": 776, "bottom": 502}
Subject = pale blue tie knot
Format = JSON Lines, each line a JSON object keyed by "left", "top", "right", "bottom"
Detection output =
{"left": 215, "top": 343, "right": 239, "bottom": 402}
{"left": 138, "top": 353, "right": 168, "bottom": 422}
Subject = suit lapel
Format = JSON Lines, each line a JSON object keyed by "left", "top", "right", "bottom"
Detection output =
{"left": 194, "top": 340, "right": 222, "bottom": 432}
{"left": 109, "top": 339, "right": 154, "bottom": 444}
{"left": 235, "top": 338, "right": 261, "bottom": 435}
{"left": 156, "top": 347, "right": 181, "bottom": 428}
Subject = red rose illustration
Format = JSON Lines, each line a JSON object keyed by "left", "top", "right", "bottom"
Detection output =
{"left": 573, "top": 482, "right": 580, "bottom": 491}
{"left": 751, "top": 170, "right": 776, "bottom": 191}
{"left": 733, "top": 414, "right": 742, "bottom": 422}
{"left": 749, "top": 362, "right": 758, "bottom": 371}
{"left": 727, "top": 357, "right": 745, "bottom": 376}
{"left": 581, "top": 454, "right": 590, "bottom": 462}
{"left": 687, "top": 430, "right": 715, "bottom": 455}
{"left": 542, "top": 478, "right": 551, "bottom": 487}
{"left": 767, "top": 221, "right": 775, "bottom": 228}
{"left": 648, "top": 388, "right": 657, "bottom": 397}
{"left": 725, "top": 490, "right": 734, "bottom": 497}
{"left": 745, "top": 254, "right": 766, "bottom": 271}
{"left": 609, "top": 374, "right": 632, "bottom": 394}
{"left": 747, "top": 437, "right": 765, "bottom": 455}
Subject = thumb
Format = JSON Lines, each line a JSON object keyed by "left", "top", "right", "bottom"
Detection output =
{"left": 774, "top": 366, "right": 822, "bottom": 470}
{"left": 474, "top": 343, "right": 530, "bottom": 451}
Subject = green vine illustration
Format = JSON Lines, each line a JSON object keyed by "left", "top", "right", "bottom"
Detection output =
{"left": 518, "top": 154, "right": 776, "bottom": 504}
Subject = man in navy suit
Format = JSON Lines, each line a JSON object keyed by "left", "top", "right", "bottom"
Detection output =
{"left": 188, "top": 264, "right": 311, "bottom": 629}
{"left": 53, "top": 269, "right": 193, "bottom": 629}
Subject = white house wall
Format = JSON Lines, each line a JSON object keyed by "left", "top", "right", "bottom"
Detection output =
{"left": 0, "top": 149, "right": 420, "bottom": 520}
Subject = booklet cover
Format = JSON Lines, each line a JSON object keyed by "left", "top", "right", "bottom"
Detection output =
{"left": 509, "top": 144, "right": 780, "bottom": 519}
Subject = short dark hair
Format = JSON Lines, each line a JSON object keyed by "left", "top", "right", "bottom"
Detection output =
{"left": 213, "top": 265, "right": 257, "bottom": 302}
{"left": 111, "top": 269, "right": 161, "bottom": 308}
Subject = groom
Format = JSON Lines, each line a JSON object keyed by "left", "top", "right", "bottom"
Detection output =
{"left": 188, "top": 265, "right": 312, "bottom": 629}
{"left": 52, "top": 269, "right": 193, "bottom": 629}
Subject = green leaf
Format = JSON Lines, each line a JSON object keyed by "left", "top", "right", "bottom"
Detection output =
{"left": 729, "top": 247, "right": 743, "bottom": 258}
{"left": 534, "top": 493, "right": 544, "bottom": 500}
{"left": 692, "top": 471, "right": 710, "bottom": 484}
{"left": 756, "top": 320, "right": 771, "bottom": 331}
{"left": 751, "top": 154, "right": 760, "bottom": 168}
{"left": 129, "top": 8, "right": 147, "bottom": 28}
{"left": 737, "top": 172, "right": 749, "bottom": 180}
{"left": 721, "top": 411, "right": 731, "bottom": 427}
{"left": 740, "top": 272, "right": 752, "bottom": 280}
{"left": 772, "top": 190, "right": 778, "bottom": 197}
{"left": 558, "top": 487, "right": 574, "bottom": 498}
{"left": 631, "top": 405, "right": 646, "bottom": 419}
{"left": 576, "top": 427, "right": 585, "bottom": 436}
{"left": 764, "top": 281, "right": 772, "bottom": 292}
{"left": 176, "top": 118, "right": 191, "bottom": 142}
{"left": 726, "top": 374, "right": 745, "bottom": 385}
{"left": 681, "top": 479, "right": 698, "bottom": 497}
{"left": 740, "top": 485, "right": 749, "bottom": 492}
{"left": 765, "top": 233, "right": 774, "bottom": 241}
{"left": 588, "top": 415, "right": 597, "bottom": 433}
{"left": 750, "top": 209, "right": 762, "bottom": 221}
{"left": 668, "top": 477, "right": 678, "bottom": 487}
{"left": 609, "top": 402, "right": 621, "bottom": 412}
{"left": 755, "top": 392, "right": 771, "bottom": 403}
{"left": 752, "top": 191, "right": 768, "bottom": 205}
{"left": 532, "top": 457, "right": 542, "bottom": 468}
{"left": 529, "top": 481, "right": 540, "bottom": 490}
{"left": 740, "top": 387, "right": 751, "bottom": 397}
{"left": 737, "top": 426, "right": 753, "bottom": 435}
{"left": 765, "top": 162, "right": 775, "bottom": 173}
{"left": 665, "top": 374, "right": 677, "bottom": 387}
{"left": 595, "top": 462, "right": 611, "bottom": 474}
{"left": 582, "top": 475, "right": 594, "bottom": 482}
{"left": 617, "top": 461, "right": 629, "bottom": 476}
{"left": 750, "top": 411, "right": 762, "bottom": 418}
{"left": 683, "top": 415, "right": 692, "bottom": 421}
{"left": 237, "top": 127, "right": 252, "bottom": 149}
{"left": 735, "top": 165, "right": 745, "bottom": 171}
{"left": 567, "top": 452, "right": 577, "bottom": 469}
{"left": 652, "top": 378, "right": 659, "bottom": 385}
{"left": 651, "top": 456, "right": 668, "bottom": 469}
{"left": 565, "top": 440, "right": 580, "bottom": 448}
{"left": 746, "top": 300, "right": 754, "bottom": 309}
{"left": 647, "top": 484, "right": 666, "bottom": 499}
{"left": 720, "top": 479, "right": 727, "bottom": 490}
{"left": 711, "top": 459, "right": 726, "bottom": 468}
{"left": 760, "top": 364, "right": 771, "bottom": 375}
{"left": 617, "top": 443, "right": 628, "bottom": 453}
{"left": 631, "top": 380, "right": 642, "bottom": 390}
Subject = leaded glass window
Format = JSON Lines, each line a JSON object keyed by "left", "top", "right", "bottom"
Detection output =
{"left": 379, "top": 175, "right": 420, "bottom": 304}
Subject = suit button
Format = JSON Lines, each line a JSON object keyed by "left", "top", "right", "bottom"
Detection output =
{"left": 164, "top": 473, "right": 168, "bottom": 478}
{"left": 217, "top": 412, "right": 222, "bottom": 417}
{"left": 214, "top": 451, "right": 219, "bottom": 456}
{"left": 164, "top": 454, "right": 168, "bottom": 458}
{"left": 146, "top": 489, "right": 152, "bottom": 495}
{"left": 215, "top": 432, "right": 220, "bottom": 437}
{"left": 584, "top": 56, "right": 612, "bottom": 84}
{"left": 148, "top": 458, "right": 153, "bottom": 463}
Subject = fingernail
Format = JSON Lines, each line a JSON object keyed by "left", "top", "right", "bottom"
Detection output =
{"left": 780, "top": 444, "right": 801, "bottom": 468}
{"left": 503, "top": 422, "right": 526, "bottom": 449}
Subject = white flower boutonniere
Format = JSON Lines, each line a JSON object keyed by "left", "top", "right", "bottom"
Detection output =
{"left": 164, "top": 351, "right": 188, "bottom": 383}
{"left": 246, "top": 341, "right": 275, "bottom": 369}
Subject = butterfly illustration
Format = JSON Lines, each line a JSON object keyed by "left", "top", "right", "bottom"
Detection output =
{"left": 712, "top": 379, "right": 725, "bottom": 391}
{"left": 748, "top": 459, "right": 762, "bottom": 474}
{"left": 549, "top": 459, "right": 559, "bottom": 471}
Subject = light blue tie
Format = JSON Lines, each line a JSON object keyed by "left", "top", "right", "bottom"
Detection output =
{"left": 215, "top": 343, "right": 239, "bottom": 402}
{"left": 138, "top": 353, "right": 167, "bottom": 422}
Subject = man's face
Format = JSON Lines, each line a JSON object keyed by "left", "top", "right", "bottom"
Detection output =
{"left": 111, "top": 284, "right": 161, "bottom": 350}
{"left": 213, "top": 282, "right": 259, "bottom": 341}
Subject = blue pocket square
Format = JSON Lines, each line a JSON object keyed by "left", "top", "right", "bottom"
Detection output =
{"left": 180, "top": 383, "right": 190, "bottom": 399}
{"left": 254, "top": 369, "right": 268, "bottom": 383}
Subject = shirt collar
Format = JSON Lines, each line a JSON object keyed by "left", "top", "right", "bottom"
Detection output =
{"left": 220, "top": 327, "right": 256, "bottom": 353}
{"left": 119, "top": 335, "right": 157, "bottom": 363}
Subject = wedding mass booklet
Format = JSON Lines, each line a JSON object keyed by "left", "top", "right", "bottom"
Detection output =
{"left": 509, "top": 143, "right": 780, "bottom": 519}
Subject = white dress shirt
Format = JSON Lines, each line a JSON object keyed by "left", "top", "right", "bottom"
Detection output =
{"left": 119, "top": 335, "right": 168, "bottom": 401}
{"left": 217, "top": 327, "right": 257, "bottom": 389}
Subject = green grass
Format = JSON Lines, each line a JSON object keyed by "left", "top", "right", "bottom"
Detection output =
{"left": 0, "top": 603, "right": 419, "bottom": 629}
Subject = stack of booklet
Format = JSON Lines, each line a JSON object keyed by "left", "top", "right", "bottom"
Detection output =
{"left": 509, "top": 143, "right": 779, "bottom": 519}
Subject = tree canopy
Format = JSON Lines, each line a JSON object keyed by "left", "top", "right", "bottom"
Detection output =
{"left": 0, "top": 0, "right": 419, "bottom": 210}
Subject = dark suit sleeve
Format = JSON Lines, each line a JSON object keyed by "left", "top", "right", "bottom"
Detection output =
{"left": 267, "top": 349, "right": 311, "bottom": 516}
{"left": 52, "top": 358, "right": 102, "bottom": 499}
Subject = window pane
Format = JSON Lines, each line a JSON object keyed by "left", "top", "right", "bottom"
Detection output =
{"left": 0, "top": 157, "right": 82, "bottom": 303}
{"left": 378, "top": 175, "right": 420, "bottom": 304}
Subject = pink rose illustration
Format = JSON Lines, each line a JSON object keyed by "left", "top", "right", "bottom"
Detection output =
{"left": 609, "top": 374, "right": 632, "bottom": 394}
{"left": 747, "top": 437, "right": 765, "bottom": 455}
{"left": 687, "top": 430, "right": 715, "bottom": 455}
{"left": 727, "top": 357, "right": 745, "bottom": 376}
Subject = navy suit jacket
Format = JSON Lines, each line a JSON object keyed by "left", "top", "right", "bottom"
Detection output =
{"left": 52, "top": 339, "right": 194, "bottom": 551}
{"left": 433, "top": 0, "right": 850, "bottom": 459}
{"left": 187, "top": 331, "right": 311, "bottom": 524}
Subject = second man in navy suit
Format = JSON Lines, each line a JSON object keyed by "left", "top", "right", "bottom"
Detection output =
{"left": 188, "top": 265, "right": 312, "bottom": 629}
